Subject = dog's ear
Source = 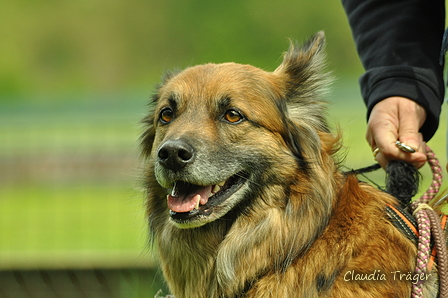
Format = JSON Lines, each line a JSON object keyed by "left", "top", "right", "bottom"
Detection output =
{"left": 275, "top": 31, "right": 329, "bottom": 101}
{"left": 161, "top": 69, "right": 180, "bottom": 85}
{"left": 274, "top": 32, "right": 337, "bottom": 169}
{"left": 274, "top": 31, "right": 331, "bottom": 133}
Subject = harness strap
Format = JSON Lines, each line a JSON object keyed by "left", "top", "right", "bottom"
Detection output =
{"left": 386, "top": 204, "right": 418, "bottom": 242}
{"left": 386, "top": 204, "right": 448, "bottom": 272}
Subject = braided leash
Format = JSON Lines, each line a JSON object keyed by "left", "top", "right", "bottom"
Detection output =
{"left": 410, "top": 146, "right": 448, "bottom": 298}
{"left": 349, "top": 146, "right": 447, "bottom": 296}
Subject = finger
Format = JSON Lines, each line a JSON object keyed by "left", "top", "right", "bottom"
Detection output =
{"left": 366, "top": 118, "right": 397, "bottom": 151}
{"left": 370, "top": 126, "right": 427, "bottom": 169}
{"left": 398, "top": 113, "right": 423, "bottom": 152}
{"left": 403, "top": 135, "right": 426, "bottom": 168}
{"left": 374, "top": 149, "right": 426, "bottom": 169}
{"left": 367, "top": 119, "right": 399, "bottom": 168}
{"left": 396, "top": 117, "right": 427, "bottom": 167}
{"left": 374, "top": 140, "right": 427, "bottom": 169}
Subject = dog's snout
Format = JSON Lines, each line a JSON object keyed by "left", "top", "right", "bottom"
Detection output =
{"left": 158, "top": 140, "right": 195, "bottom": 170}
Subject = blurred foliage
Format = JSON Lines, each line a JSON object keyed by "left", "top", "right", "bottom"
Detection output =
{"left": 0, "top": 0, "right": 363, "bottom": 97}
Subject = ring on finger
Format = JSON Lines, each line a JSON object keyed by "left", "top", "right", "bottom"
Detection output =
{"left": 373, "top": 148, "right": 380, "bottom": 157}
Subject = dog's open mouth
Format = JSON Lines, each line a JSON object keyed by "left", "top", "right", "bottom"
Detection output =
{"left": 167, "top": 172, "right": 247, "bottom": 221}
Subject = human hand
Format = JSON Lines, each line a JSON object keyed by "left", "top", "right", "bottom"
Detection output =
{"left": 366, "top": 96, "right": 427, "bottom": 169}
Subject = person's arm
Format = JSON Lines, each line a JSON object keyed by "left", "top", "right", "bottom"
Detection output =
{"left": 342, "top": 0, "right": 445, "bottom": 167}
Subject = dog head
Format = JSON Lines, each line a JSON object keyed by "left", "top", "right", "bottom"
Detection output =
{"left": 141, "top": 32, "right": 336, "bottom": 228}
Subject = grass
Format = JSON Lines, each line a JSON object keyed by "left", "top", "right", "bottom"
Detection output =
{"left": 0, "top": 183, "right": 152, "bottom": 268}
{"left": 1, "top": 78, "right": 447, "bottom": 270}
{"left": 0, "top": 184, "right": 145, "bottom": 251}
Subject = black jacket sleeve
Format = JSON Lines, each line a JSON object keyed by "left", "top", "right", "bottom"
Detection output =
{"left": 342, "top": 0, "right": 445, "bottom": 141}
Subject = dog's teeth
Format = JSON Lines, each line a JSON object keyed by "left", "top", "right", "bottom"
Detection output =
{"left": 217, "top": 181, "right": 225, "bottom": 187}
{"left": 212, "top": 185, "right": 221, "bottom": 194}
{"left": 170, "top": 182, "right": 178, "bottom": 197}
{"left": 195, "top": 195, "right": 201, "bottom": 209}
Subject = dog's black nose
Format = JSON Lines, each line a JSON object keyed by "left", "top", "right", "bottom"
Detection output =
{"left": 157, "top": 139, "right": 195, "bottom": 171}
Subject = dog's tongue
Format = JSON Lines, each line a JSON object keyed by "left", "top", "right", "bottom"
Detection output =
{"left": 167, "top": 182, "right": 211, "bottom": 213}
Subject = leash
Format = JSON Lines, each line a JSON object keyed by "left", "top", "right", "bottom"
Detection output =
{"left": 409, "top": 146, "right": 448, "bottom": 298}
{"left": 346, "top": 146, "right": 448, "bottom": 297}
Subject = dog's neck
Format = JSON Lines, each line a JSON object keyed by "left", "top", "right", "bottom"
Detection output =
{"left": 157, "top": 219, "right": 230, "bottom": 297}
{"left": 156, "top": 177, "right": 341, "bottom": 298}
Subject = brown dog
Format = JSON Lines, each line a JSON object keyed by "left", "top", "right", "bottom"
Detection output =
{"left": 140, "top": 32, "right": 439, "bottom": 297}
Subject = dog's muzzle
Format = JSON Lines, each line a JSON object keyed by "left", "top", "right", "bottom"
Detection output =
{"left": 154, "top": 138, "right": 249, "bottom": 228}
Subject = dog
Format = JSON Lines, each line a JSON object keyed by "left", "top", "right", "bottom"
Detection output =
{"left": 140, "top": 32, "right": 440, "bottom": 297}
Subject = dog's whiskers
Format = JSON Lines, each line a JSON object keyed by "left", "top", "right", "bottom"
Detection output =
{"left": 233, "top": 172, "right": 262, "bottom": 188}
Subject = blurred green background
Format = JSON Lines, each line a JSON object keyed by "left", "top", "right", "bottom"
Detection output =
{"left": 0, "top": 0, "right": 447, "bottom": 297}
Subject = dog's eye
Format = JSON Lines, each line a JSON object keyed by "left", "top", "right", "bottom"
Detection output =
{"left": 224, "top": 109, "right": 244, "bottom": 123}
{"left": 159, "top": 108, "right": 174, "bottom": 123}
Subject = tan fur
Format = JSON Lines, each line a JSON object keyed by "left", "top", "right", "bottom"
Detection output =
{"left": 141, "top": 32, "right": 440, "bottom": 297}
